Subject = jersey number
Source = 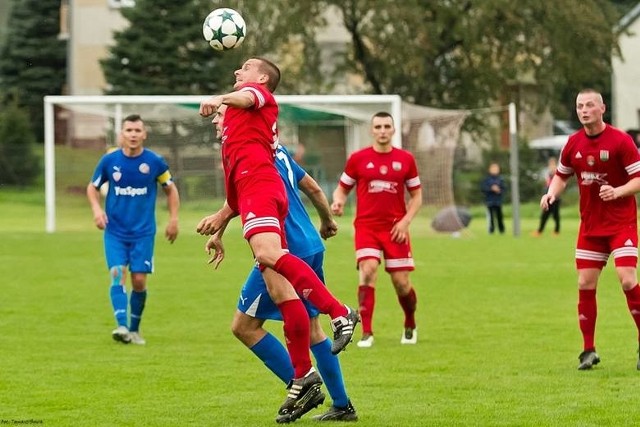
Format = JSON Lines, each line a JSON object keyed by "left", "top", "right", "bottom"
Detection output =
{"left": 276, "top": 151, "right": 295, "bottom": 187}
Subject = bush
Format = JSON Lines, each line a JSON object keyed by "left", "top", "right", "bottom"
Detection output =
{"left": 0, "top": 98, "right": 40, "bottom": 186}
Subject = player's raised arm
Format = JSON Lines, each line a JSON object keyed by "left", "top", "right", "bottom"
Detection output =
{"left": 298, "top": 173, "right": 338, "bottom": 239}
{"left": 199, "top": 91, "right": 255, "bottom": 117}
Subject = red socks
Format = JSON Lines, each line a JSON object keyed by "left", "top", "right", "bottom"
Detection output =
{"left": 398, "top": 287, "right": 417, "bottom": 329}
{"left": 278, "top": 299, "right": 311, "bottom": 378}
{"left": 273, "top": 253, "right": 346, "bottom": 319}
{"left": 578, "top": 289, "right": 597, "bottom": 351}
{"left": 624, "top": 284, "right": 640, "bottom": 342}
{"left": 358, "top": 285, "right": 375, "bottom": 335}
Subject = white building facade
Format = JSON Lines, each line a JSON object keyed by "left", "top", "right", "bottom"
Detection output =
{"left": 612, "top": 3, "right": 640, "bottom": 130}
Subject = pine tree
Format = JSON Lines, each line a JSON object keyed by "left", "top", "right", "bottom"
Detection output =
{"left": 101, "top": 0, "right": 241, "bottom": 95}
{"left": 0, "top": 0, "right": 66, "bottom": 140}
{"left": 0, "top": 96, "right": 40, "bottom": 186}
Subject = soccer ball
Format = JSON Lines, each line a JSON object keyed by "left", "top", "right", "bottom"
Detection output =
{"left": 202, "top": 8, "right": 246, "bottom": 51}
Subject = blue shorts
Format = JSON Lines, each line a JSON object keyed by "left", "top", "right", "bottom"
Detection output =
{"left": 104, "top": 233, "right": 155, "bottom": 273}
{"left": 237, "top": 252, "right": 324, "bottom": 320}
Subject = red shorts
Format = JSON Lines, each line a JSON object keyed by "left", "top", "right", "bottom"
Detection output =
{"left": 575, "top": 226, "right": 638, "bottom": 269}
{"left": 227, "top": 171, "right": 288, "bottom": 245}
{"left": 354, "top": 226, "right": 414, "bottom": 272}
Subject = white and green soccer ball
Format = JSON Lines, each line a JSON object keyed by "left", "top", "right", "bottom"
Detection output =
{"left": 202, "top": 8, "right": 246, "bottom": 51}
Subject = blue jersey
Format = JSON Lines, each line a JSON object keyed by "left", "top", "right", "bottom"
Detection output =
{"left": 90, "top": 148, "right": 172, "bottom": 240}
{"left": 274, "top": 145, "right": 324, "bottom": 258}
{"left": 237, "top": 146, "right": 325, "bottom": 320}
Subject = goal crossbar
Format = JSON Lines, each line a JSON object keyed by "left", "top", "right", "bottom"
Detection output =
{"left": 43, "top": 94, "right": 402, "bottom": 232}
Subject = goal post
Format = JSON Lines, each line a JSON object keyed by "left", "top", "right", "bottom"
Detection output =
{"left": 43, "top": 94, "right": 403, "bottom": 233}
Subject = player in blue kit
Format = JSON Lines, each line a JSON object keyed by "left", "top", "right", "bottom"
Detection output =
{"left": 200, "top": 105, "right": 357, "bottom": 422}
{"left": 87, "top": 114, "right": 180, "bottom": 345}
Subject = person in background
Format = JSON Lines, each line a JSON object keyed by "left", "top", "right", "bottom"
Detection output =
{"left": 86, "top": 114, "right": 180, "bottom": 345}
{"left": 541, "top": 89, "right": 640, "bottom": 370}
{"left": 331, "top": 111, "right": 422, "bottom": 349}
{"left": 480, "top": 162, "right": 506, "bottom": 234}
{"left": 533, "top": 157, "right": 560, "bottom": 236}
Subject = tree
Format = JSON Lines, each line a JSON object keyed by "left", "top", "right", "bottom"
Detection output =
{"left": 101, "top": 0, "right": 329, "bottom": 95}
{"left": 0, "top": 0, "right": 66, "bottom": 140}
{"left": 0, "top": 95, "right": 40, "bottom": 187}
{"left": 324, "top": 0, "right": 620, "bottom": 116}
{"left": 102, "top": 0, "right": 229, "bottom": 95}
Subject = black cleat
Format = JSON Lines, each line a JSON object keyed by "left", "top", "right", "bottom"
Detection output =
{"left": 637, "top": 347, "right": 640, "bottom": 371}
{"left": 578, "top": 350, "right": 600, "bottom": 370}
{"left": 330, "top": 306, "right": 360, "bottom": 355}
{"left": 312, "top": 400, "right": 358, "bottom": 422}
{"left": 276, "top": 369, "right": 325, "bottom": 424}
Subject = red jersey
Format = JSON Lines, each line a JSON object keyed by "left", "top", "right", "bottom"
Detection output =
{"left": 339, "top": 146, "right": 421, "bottom": 228}
{"left": 557, "top": 124, "right": 640, "bottom": 236}
{"left": 220, "top": 83, "right": 279, "bottom": 183}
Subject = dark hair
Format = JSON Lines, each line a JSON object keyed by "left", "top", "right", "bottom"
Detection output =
{"left": 372, "top": 111, "right": 394, "bottom": 123}
{"left": 253, "top": 57, "right": 281, "bottom": 92}
{"left": 123, "top": 114, "right": 143, "bottom": 123}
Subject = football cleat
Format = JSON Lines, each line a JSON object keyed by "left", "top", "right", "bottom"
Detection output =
{"left": 312, "top": 400, "right": 358, "bottom": 422}
{"left": 357, "top": 334, "right": 374, "bottom": 348}
{"left": 577, "top": 350, "right": 600, "bottom": 370}
{"left": 112, "top": 325, "right": 131, "bottom": 344}
{"left": 276, "top": 368, "right": 325, "bottom": 424}
{"left": 330, "top": 306, "right": 360, "bottom": 355}
{"left": 400, "top": 328, "right": 417, "bottom": 345}
{"left": 129, "top": 331, "right": 146, "bottom": 345}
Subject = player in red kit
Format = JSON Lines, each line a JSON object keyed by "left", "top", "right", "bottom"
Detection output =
{"left": 331, "top": 111, "right": 422, "bottom": 348}
{"left": 196, "top": 57, "right": 359, "bottom": 422}
{"left": 541, "top": 89, "right": 640, "bottom": 370}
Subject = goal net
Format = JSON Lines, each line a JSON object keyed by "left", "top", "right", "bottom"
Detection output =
{"left": 43, "top": 95, "right": 467, "bottom": 232}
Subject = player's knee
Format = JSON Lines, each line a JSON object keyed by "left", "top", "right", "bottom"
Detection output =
{"left": 109, "top": 266, "right": 126, "bottom": 286}
{"left": 359, "top": 261, "right": 378, "bottom": 282}
{"left": 230, "top": 316, "right": 257, "bottom": 345}
{"left": 254, "top": 250, "right": 283, "bottom": 268}
{"left": 619, "top": 274, "right": 637, "bottom": 291}
{"left": 130, "top": 274, "right": 146, "bottom": 291}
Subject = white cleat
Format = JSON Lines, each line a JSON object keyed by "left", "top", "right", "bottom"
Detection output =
{"left": 400, "top": 328, "right": 417, "bottom": 345}
{"left": 356, "top": 334, "right": 374, "bottom": 348}
{"left": 112, "top": 326, "right": 131, "bottom": 344}
{"left": 129, "top": 331, "right": 146, "bottom": 345}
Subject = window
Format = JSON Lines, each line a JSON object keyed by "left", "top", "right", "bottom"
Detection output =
{"left": 108, "top": 0, "right": 135, "bottom": 8}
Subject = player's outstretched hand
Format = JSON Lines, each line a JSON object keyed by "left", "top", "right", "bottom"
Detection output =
{"left": 196, "top": 213, "right": 224, "bottom": 236}
{"left": 331, "top": 201, "right": 344, "bottom": 217}
{"left": 165, "top": 219, "right": 178, "bottom": 243}
{"left": 205, "top": 234, "right": 225, "bottom": 269}
{"left": 599, "top": 184, "right": 618, "bottom": 201}
{"left": 540, "top": 193, "right": 555, "bottom": 211}
{"left": 390, "top": 219, "right": 410, "bottom": 244}
{"left": 199, "top": 96, "right": 223, "bottom": 117}
{"left": 92, "top": 209, "right": 108, "bottom": 230}
{"left": 320, "top": 219, "right": 338, "bottom": 240}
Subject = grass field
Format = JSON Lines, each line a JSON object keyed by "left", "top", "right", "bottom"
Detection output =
{"left": 2, "top": 188, "right": 640, "bottom": 426}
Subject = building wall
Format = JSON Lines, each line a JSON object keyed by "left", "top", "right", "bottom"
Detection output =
{"left": 613, "top": 10, "right": 640, "bottom": 130}
{"left": 68, "top": 0, "right": 130, "bottom": 95}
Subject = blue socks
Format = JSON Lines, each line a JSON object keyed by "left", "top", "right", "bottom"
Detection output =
{"left": 311, "top": 338, "right": 349, "bottom": 408}
{"left": 109, "top": 284, "right": 128, "bottom": 327}
{"left": 250, "top": 333, "right": 294, "bottom": 385}
{"left": 250, "top": 334, "right": 350, "bottom": 408}
{"left": 129, "top": 289, "right": 147, "bottom": 332}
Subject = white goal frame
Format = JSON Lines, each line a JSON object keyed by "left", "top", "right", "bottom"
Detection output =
{"left": 43, "top": 94, "right": 402, "bottom": 233}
